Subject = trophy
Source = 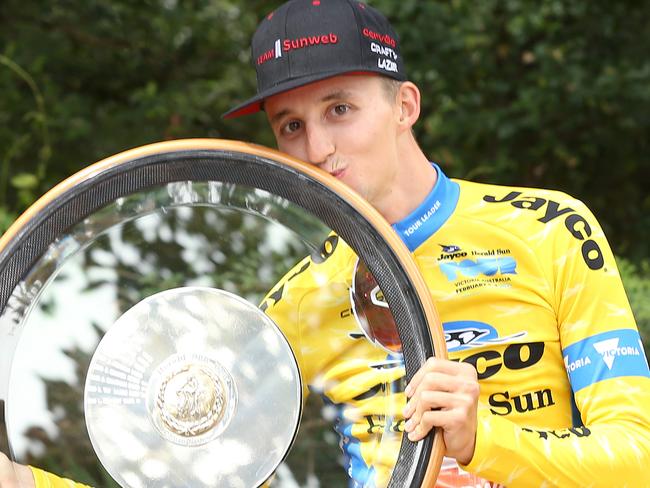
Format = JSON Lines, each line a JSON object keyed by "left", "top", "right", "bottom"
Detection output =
{"left": 84, "top": 287, "right": 301, "bottom": 487}
{"left": 0, "top": 140, "right": 445, "bottom": 487}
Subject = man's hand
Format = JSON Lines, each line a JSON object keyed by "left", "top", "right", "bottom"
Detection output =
{"left": 0, "top": 452, "right": 35, "bottom": 488}
{"left": 403, "top": 357, "right": 479, "bottom": 464}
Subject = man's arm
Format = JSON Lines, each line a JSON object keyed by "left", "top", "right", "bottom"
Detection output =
{"left": 404, "top": 196, "right": 650, "bottom": 486}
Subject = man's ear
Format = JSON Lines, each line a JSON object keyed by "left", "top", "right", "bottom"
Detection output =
{"left": 396, "top": 81, "right": 421, "bottom": 131}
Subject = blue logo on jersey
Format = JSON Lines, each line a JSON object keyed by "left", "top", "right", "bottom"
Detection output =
{"left": 439, "top": 257, "right": 517, "bottom": 281}
{"left": 338, "top": 415, "right": 377, "bottom": 487}
{"left": 563, "top": 329, "right": 650, "bottom": 392}
{"left": 444, "top": 321, "right": 527, "bottom": 352}
{"left": 439, "top": 244, "right": 462, "bottom": 254}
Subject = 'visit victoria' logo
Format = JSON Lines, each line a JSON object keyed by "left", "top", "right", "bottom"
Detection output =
{"left": 562, "top": 329, "right": 648, "bottom": 392}
{"left": 437, "top": 244, "right": 517, "bottom": 294}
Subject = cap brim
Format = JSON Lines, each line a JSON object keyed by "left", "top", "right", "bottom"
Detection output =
{"left": 222, "top": 69, "right": 397, "bottom": 119}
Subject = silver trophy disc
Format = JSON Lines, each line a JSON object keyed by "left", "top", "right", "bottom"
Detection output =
{"left": 84, "top": 287, "right": 302, "bottom": 488}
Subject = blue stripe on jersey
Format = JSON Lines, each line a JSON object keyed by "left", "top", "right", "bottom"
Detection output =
{"left": 392, "top": 163, "right": 460, "bottom": 252}
{"left": 324, "top": 354, "right": 404, "bottom": 487}
{"left": 337, "top": 422, "right": 376, "bottom": 487}
{"left": 563, "top": 329, "right": 650, "bottom": 392}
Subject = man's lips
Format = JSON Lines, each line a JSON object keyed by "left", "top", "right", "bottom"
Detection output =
{"left": 330, "top": 168, "right": 346, "bottom": 179}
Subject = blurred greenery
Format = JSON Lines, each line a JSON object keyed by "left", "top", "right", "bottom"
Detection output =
{"left": 1, "top": 0, "right": 648, "bottom": 257}
{"left": 0, "top": 0, "right": 647, "bottom": 232}
{"left": 619, "top": 258, "right": 650, "bottom": 359}
{"left": 5, "top": 0, "right": 650, "bottom": 252}
{"left": 2, "top": 0, "right": 646, "bottom": 342}
{"left": 0, "top": 0, "right": 649, "bottom": 484}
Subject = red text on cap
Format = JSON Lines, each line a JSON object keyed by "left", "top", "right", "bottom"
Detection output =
{"left": 362, "top": 28, "right": 396, "bottom": 48}
{"left": 283, "top": 33, "right": 339, "bottom": 52}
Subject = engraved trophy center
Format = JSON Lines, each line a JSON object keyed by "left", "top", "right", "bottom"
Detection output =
{"left": 149, "top": 352, "right": 237, "bottom": 446}
{"left": 157, "top": 363, "right": 225, "bottom": 437}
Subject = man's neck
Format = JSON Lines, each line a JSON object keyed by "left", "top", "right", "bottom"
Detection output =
{"left": 375, "top": 138, "right": 437, "bottom": 224}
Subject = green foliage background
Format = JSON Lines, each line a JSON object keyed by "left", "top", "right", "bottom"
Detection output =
{"left": 3, "top": 0, "right": 646, "bottom": 345}
{"left": 0, "top": 1, "right": 649, "bottom": 480}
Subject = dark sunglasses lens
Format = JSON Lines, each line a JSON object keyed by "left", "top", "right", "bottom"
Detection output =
{"left": 351, "top": 259, "right": 402, "bottom": 354}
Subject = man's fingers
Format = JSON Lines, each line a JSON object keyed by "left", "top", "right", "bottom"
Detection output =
{"left": 406, "top": 410, "right": 445, "bottom": 441}
{"left": 404, "top": 372, "right": 451, "bottom": 415}
{"left": 405, "top": 404, "right": 477, "bottom": 442}
{"left": 404, "top": 390, "right": 454, "bottom": 429}
{"left": 402, "top": 357, "right": 480, "bottom": 461}
{"left": 405, "top": 357, "right": 446, "bottom": 396}
{"left": 404, "top": 389, "right": 471, "bottom": 426}
{"left": 405, "top": 357, "right": 476, "bottom": 397}
{"left": 403, "top": 367, "right": 478, "bottom": 418}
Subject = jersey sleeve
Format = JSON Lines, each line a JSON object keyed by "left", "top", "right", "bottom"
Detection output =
{"left": 29, "top": 466, "right": 93, "bottom": 488}
{"left": 462, "top": 195, "right": 650, "bottom": 486}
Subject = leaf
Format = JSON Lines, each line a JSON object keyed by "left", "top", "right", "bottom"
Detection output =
{"left": 10, "top": 172, "right": 38, "bottom": 189}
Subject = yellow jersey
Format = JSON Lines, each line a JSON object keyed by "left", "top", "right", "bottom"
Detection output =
{"left": 260, "top": 163, "right": 650, "bottom": 487}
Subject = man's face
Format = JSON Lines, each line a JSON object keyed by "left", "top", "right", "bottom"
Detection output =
{"left": 265, "top": 74, "right": 402, "bottom": 208}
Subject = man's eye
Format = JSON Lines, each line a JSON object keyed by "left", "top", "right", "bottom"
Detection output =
{"left": 282, "top": 120, "right": 302, "bottom": 134}
{"left": 333, "top": 104, "right": 349, "bottom": 115}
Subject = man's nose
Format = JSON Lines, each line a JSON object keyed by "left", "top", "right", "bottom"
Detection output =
{"left": 305, "top": 124, "right": 335, "bottom": 166}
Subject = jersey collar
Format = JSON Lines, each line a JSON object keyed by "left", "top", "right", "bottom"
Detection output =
{"left": 391, "top": 162, "right": 459, "bottom": 252}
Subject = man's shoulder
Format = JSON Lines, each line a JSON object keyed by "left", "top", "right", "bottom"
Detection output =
{"left": 451, "top": 177, "right": 594, "bottom": 225}
{"left": 453, "top": 177, "right": 578, "bottom": 206}
{"left": 445, "top": 178, "right": 603, "bottom": 258}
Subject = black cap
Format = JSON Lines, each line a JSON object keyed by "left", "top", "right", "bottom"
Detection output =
{"left": 223, "top": 0, "right": 406, "bottom": 119}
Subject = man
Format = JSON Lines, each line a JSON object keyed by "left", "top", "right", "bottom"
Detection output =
{"left": 225, "top": 1, "right": 650, "bottom": 485}
{"left": 3, "top": 0, "right": 649, "bottom": 486}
